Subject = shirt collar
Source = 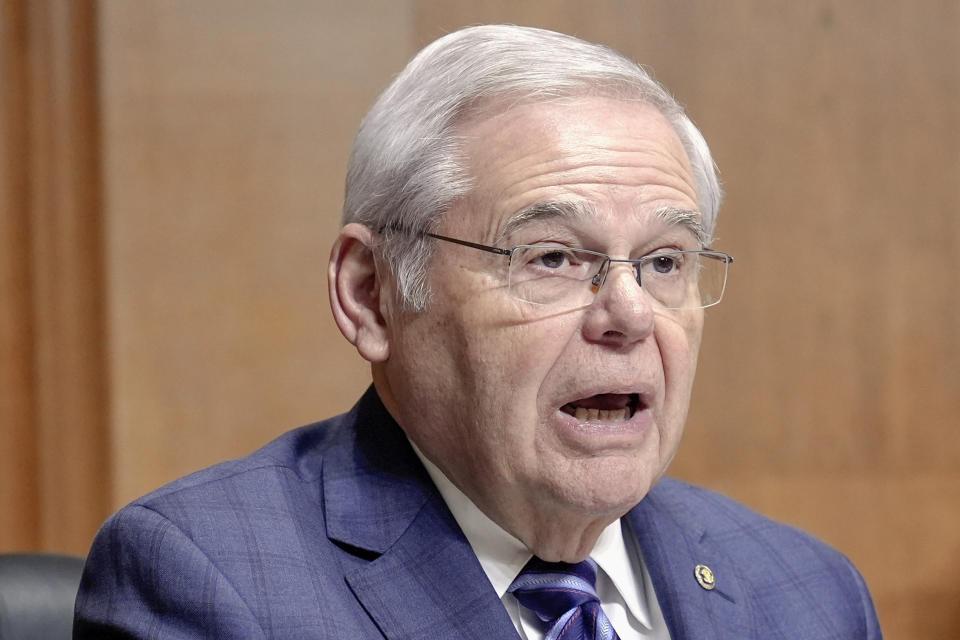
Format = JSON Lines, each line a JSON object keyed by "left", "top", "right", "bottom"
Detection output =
{"left": 412, "top": 443, "right": 529, "bottom": 596}
{"left": 593, "top": 516, "right": 655, "bottom": 631}
{"left": 412, "top": 443, "right": 652, "bottom": 629}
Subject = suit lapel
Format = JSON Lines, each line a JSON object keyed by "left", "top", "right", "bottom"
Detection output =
{"left": 627, "top": 479, "right": 750, "bottom": 640}
{"left": 323, "top": 388, "right": 518, "bottom": 640}
{"left": 344, "top": 493, "right": 518, "bottom": 640}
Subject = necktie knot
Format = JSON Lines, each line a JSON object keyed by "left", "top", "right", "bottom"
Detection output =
{"left": 509, "top": 557, "right": 620, "bottom": 640}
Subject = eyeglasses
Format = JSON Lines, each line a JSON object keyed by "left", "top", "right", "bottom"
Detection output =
{"left": 422, "top": 232, "right": 733, "bottom": 310}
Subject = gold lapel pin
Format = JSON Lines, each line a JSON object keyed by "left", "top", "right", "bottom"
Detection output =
{"left": 694, "top": 564, "right": 716, "bottom": 590}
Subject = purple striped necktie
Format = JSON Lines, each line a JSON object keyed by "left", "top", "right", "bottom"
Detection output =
{"left": 508, "top": 556, "right": 620, "bottom": 640}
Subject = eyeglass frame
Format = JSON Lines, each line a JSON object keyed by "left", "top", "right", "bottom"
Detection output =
{"left": 407, "top": 229, "right": 734, "bottom": 310}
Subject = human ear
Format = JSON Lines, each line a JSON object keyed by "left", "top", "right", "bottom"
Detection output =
{"left": 328, "top": 223, "right": 390, "bottom": 363}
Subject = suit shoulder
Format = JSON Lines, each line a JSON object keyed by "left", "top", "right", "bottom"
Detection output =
{"left": 122, "top": 409, "right": 355, "bottom": 521}
{"left": 84, "top": 407, "right": 363, "bottom": 594}
{"left": 647, "top": 477, "right": 881, "bottom": 637}
{"left": 651, "top": 476, "right": 843, "bottom": 556}
{"left": 76, "top": 397, "right": 386, "bottom": 638}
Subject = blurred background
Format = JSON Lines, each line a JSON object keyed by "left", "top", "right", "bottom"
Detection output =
{"left": 1, "top": 1, "right": 957, "bottom": 637}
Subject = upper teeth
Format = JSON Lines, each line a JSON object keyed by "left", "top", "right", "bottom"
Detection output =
{"left": 573, "top": 407, "right": 629, "bottom": 422}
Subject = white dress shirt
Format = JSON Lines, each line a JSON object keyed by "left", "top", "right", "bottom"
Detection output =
{"left": 413, "top": 447, "right": 671, "bottom": 639}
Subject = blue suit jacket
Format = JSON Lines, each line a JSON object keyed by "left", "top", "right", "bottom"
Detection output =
{"left": 75, "top": 387, "right": 882, "bottom": 638}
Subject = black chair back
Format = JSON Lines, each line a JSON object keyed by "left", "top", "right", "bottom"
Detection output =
{"left": 0, "top": 553, "right": 85, "bottom": 640}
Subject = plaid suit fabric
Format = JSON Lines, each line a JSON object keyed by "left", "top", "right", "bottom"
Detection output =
{"left": 75, "top": 388, "right": 881, "bottom": 639}
{"left": 627, "top": 481, "right": 882, "bottom": 639}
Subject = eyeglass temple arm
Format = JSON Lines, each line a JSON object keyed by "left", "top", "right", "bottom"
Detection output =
{"left": 703, "top": 249, "right": 734, "bottom": 264}
{"left": 424, "top": 232, "right": 512, "bottom": 256}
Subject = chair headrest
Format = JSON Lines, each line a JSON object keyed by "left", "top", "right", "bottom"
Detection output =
{"left": 0, "top": 553, "right": 85, "bottom": 640}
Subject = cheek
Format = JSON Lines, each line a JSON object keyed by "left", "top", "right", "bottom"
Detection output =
{"left": 448, "top": 311, "right": 578, "bottom": 464}
{"left": 459, "top": 321, "right": 567, "bottom": 417}
{"left": 458, "top": 292, "right": 575, "bottom": 379}
{"left": 656, "top": 311, "right": 703, "bottom": 401}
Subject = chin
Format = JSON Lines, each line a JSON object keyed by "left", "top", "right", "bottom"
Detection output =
{"left": 551, "top": 459, "right": 658, "bottom": 516}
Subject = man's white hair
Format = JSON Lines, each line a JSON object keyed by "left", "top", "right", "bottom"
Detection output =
{"left": 343, "top": 24, "right": 722, "bottom": 310}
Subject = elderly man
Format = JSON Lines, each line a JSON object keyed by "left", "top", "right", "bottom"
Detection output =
{"left": 75, "top": 25, "right": 881, "bottom": 639}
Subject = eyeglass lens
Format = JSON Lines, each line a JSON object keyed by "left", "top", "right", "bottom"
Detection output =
{"left": 507, "top": 246, "right": 729, "bottom": 310}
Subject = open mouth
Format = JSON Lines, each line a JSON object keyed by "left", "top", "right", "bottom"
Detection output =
{"left": 560, "top": 393, "right": 642, "bottom": 423}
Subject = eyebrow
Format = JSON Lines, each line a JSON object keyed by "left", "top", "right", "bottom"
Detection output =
{"left": 502, "top": 201, "right": 706, "bottom": 246}
{"left": 502, "top": 200, "right": 595, "bottom": 238}
{"left": 653, "top": 206, "right": 706, "bottom": 246}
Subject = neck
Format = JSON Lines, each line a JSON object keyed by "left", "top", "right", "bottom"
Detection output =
{"left": 501, "top": 504, "right": 623, "bottom": 563}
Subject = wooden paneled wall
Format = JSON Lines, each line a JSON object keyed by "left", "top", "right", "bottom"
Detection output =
{"left": 1, "top": 2, "right": 957, "bottom": 637}
{"left": 1, "top": 0, "right": 109, "bottom": 553}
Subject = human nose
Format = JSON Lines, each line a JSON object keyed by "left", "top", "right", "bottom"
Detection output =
{"left": 581, "top": 262, "right": 654, "bottom": 346}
